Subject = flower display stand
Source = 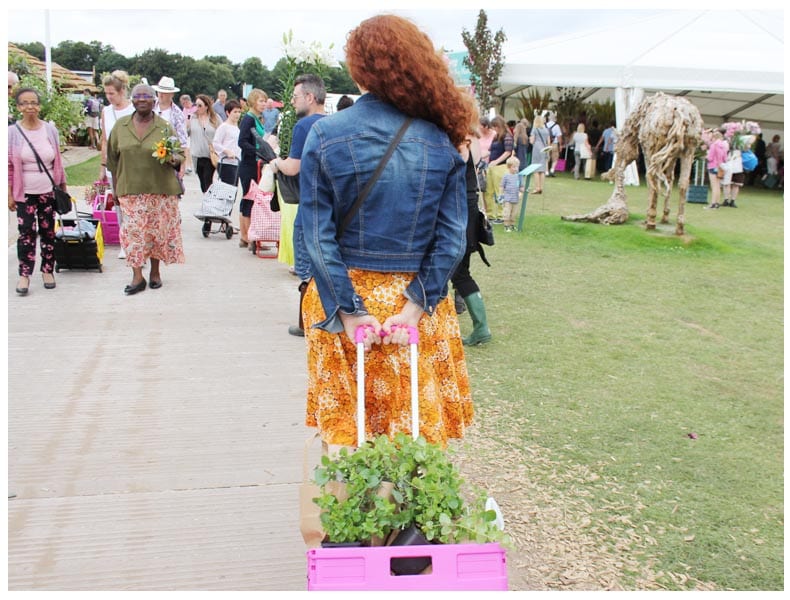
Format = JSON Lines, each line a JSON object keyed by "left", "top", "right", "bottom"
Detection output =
{"left": 306, "top": 542, "right": 508, "bottom": 591}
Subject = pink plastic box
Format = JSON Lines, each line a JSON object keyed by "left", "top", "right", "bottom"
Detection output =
{"left": 307, "top": 543, "right": 507, "bottom": 590}
{"left": 92, "top": 194, "right": 119, "bottom": 244}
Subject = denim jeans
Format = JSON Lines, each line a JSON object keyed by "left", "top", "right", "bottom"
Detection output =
{"left": 293, "top": 220, "right": 312, "bottom": 281}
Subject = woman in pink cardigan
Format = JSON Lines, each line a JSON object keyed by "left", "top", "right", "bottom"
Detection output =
{"left": 705, "top": 128, "right": 729, "bottom": 210}
{"left": 8, "top": 87, "right": 68, "bottom": 295}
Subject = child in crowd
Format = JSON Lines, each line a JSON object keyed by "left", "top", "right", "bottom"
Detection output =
{"left": 498, "top": 156, "right": 524, "bottom": 231}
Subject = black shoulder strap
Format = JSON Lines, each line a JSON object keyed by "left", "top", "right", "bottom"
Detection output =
{"left": 337, "top": 117, "right": 413, "bottom": 239}
{"left": 477, "top": 244, "right": 491, "bottom": 267}
{"left": 15, "top": 123, "right": 56, "bottom": 185}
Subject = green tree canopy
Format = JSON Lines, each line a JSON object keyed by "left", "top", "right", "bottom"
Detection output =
{"left": 14, "top": 41, "right": 45, "bottom": 61}
{"left": 51, "top": 40, "right": 110, "bottom": 72}
{"left": 94, "top": 50, "right": 131, "bottom": 81}
{"left": 238, "top": 57, "right": 270, "bottom": 92}
{"left": 461, "top": 9, "right": 506, "bottom": 114}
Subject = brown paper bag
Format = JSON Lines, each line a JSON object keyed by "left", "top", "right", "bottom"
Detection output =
{"left": 299, "top": 434, "right": 348, "bottom": 548}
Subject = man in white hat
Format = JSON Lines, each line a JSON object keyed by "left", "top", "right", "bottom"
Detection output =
{"left": 153, "top": 76, "right": 191, "bottom": 176}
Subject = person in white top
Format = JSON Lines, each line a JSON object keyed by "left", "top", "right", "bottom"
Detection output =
{"left": 571, "top": 123, "right": 592, "bottom": 180}
{"left": 212, "top": 99, "right": 242, "bottom": 186}
{"left": 100, "top": 70, "right": 135, "bottom": 259}
{"left": 152, "top": 76, "right": 190, "bottom": 177}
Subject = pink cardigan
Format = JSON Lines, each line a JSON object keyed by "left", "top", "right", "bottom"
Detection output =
{"left": 706, "top": 139, "right": 729, "bottom": 171}
{"left": 7, "top": 120, "right": 66, "bottom": 204}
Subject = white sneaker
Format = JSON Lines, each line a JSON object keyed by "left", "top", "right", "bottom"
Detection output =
{"left": 118, "top": 248, "right": 126, "bottom": 259}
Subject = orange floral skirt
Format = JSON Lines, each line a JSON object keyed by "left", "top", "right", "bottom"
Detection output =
{"left": 118, "top": 194, "right": 185, "bottom": 268}
{"left": 303, "top": 270, "right": 473, "bottom": 447}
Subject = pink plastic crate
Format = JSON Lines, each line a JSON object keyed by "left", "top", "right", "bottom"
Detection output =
{"left": 307, "top": 543, "right": 507, "bottom": 590}
{"left": 92, "top": 194, "right": 119, "bottom": 244}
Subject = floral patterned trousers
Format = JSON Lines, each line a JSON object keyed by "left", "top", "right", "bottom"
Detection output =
{"left": 16, "top": 193, "right": 56, "bottom": 276}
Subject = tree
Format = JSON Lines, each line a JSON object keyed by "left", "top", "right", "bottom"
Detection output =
{"left": 129, "top": 48, "right": 177, "bottom": 85}
{"left": 13, "top": 41, "right": 44, "bottom": 61}
{"left": 461, "top": 9, "right": 506, "bottom": 114}
{"left": 238, "top": 57, "right": 269, "bottom": 91}
{"left": 94, "top": 51, "right": 131, "bottom": 83}
{"left": 323, "top": 62, "right": 358, "bottom": 95}
{"left": 52, "top": 40, "right": 108, "bottom": 72}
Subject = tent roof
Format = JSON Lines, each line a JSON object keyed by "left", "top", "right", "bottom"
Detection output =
{"left": 498, "top": 10, "right": 784, "bottom": 128}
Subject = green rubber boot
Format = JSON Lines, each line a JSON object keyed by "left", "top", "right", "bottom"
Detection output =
{"left": 462, "top": 292, "right": 492, "bottom": 346}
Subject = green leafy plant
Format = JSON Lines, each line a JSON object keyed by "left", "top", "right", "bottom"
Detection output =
{"left": 552, "top": 86, "right": 586, "bottom": 126}
{"left": 514, "top": 88, "right": 553, "bottom": 121}
{"left": 8, "top": 73, "right": 83, "bottom": 146}
{"left": 313, "top": 433, "right": 508, "bottom": 546}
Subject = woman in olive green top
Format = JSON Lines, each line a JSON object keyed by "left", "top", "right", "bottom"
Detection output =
{"left": 106, "top": 84, "right": 185, "bottom": 295}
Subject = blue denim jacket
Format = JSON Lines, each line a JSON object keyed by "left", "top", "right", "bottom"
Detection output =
{"left": 299, "top": 94, "right": 468, "bottom": 332}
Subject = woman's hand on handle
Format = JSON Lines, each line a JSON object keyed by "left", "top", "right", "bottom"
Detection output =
{"left": 340, "top": 313, "right": 382, "bottom": 351}
{"left": 381, "top": 300, "right": 424, "bottom": 346}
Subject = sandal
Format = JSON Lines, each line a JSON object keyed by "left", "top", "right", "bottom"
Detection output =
{"left": 16, "top": 276, "right": 30, "bottom": 295}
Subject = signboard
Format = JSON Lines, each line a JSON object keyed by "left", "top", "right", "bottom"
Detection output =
{"left": 445, "top": 51, "right": 472, "bottom": 86}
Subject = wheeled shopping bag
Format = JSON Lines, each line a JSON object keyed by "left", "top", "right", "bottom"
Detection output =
{"left": 194, "top": 160, "right": 239, "bottom": 239}
{"left": 54, "top": 217, "right": 104, "bottom": 272}
{"left": 246, "top": 178, "right": 281, "bottom": 258}
{"left": 305, "top": 326, "right": 508, "bottom": 591}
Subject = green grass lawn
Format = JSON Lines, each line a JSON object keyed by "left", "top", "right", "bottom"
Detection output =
{"left": 461, "top": 174, "right": 783, "bottom": 589}
{"left": 65, "top": 155, "right": 102, "bottom": 186}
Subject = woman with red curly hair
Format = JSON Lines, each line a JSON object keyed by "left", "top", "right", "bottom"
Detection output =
{"left": 298, "top": 14, "right": 474, "bottom": 451}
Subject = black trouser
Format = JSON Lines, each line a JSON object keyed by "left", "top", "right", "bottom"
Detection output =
{"left": 450, "top": 251, "right": 479, "bottom": 298}
{"left": 600, "top": 151, "right": 614, "bottom": 173}
{"left": 16, "top": 193, "right": 56, "bottom": 276}
{"left": 195, "top": 156, "right": 215, "bottom": 193}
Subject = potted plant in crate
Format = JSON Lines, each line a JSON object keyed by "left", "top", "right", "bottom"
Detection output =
{"left": 312, "top": 433, "right": 508, "bottom": 570}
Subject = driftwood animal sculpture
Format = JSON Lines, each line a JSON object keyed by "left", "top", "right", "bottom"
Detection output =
{"left": 563, "top": 92, "right": 703, "bottom": 235}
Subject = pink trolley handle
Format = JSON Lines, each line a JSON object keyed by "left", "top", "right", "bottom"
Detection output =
{"left": 354, "top": 325, "right": 419, "bottom": 448}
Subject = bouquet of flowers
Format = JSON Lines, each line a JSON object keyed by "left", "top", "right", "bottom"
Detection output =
{"left": 152, "top": 132, "right": 183, "bottom": 165}
{"left": 721, "top": 120, "right": 761, "bottom": 151}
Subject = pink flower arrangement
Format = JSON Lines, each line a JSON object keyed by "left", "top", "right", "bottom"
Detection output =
{"left": 720, "top": 120, "right": 762, "bottom": 150}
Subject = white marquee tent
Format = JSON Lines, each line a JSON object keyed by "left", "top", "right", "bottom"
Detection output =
{"left": 498, "top": 10, "right": 784, "bottom": 132}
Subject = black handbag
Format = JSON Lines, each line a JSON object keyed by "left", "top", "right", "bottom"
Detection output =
{"left": 276, "top": 172, "right": 301, "bottom": 205}
{"left": 52, "top": 186, "right": 73, "bottom": 215}
{"left": 477, "top": 210, "right": 494, "bottom": 246}
{"left": 15, "top": 124, "right": 72, "bottom": 214}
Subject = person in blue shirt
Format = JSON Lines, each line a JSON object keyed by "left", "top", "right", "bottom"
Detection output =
{"left": 269, "top": 74, "right": 326, "bottom": 337}
{"left": 262, "top": 98, "right": 280, "bottom": 135}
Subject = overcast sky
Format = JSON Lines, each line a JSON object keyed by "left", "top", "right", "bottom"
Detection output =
{"left": 8, "top": 1, "right": 781, "bottom": 68}
{"left": 6, "top": 3, "right": 713, "bottom": 68}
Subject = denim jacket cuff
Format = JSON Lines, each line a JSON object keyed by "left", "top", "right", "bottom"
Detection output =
{"left": 313, "top": 294, "right": 369, "bottom": 333}
{"left": 404, "top": 284, "right": 436, "bottom": 316}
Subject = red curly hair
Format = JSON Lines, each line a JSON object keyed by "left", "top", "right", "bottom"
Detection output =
{"left": 345, "top": 14, "right": 472, "bottom": 147}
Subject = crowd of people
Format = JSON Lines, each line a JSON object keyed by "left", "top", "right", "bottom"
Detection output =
{"left": 7, "top": 13, "right": 783, "bottom": 454}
